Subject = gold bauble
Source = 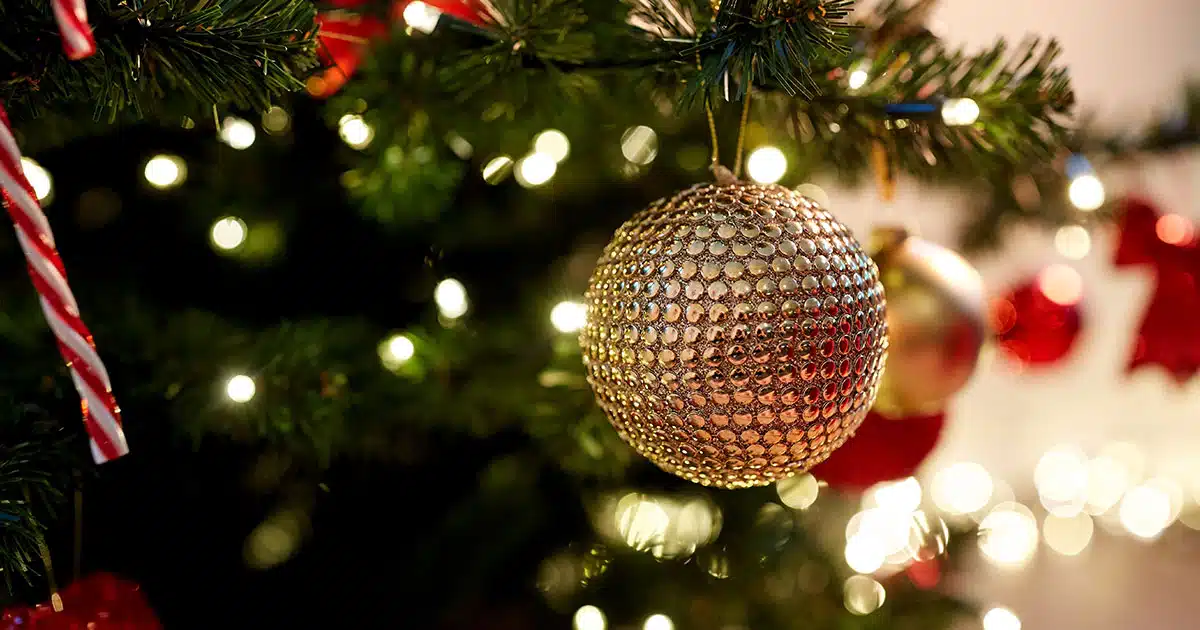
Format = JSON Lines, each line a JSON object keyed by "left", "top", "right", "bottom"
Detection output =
{"left": 580, "top": 179, "right": 888, "bottom": 489}
{"left": 870, "top": 227, "right": 986, "bottom": 416}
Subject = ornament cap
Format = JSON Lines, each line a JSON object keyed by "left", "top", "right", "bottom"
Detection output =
{"left": 711, "top": 164, "right": 741, "bottom": 186}
{"left": 870, "top": 224, "right": 911, "bottom": 257}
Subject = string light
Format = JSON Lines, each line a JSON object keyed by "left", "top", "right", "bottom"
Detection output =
{"left": 220, "top": 116, "right": 257, "bottom": 150}
{"left": 534, "top": 129, "right": 571, "bottom": 163}
{"left": 1120, "top": 482, "right": 1173, "bottom": 539}
{"left": 380, "top": 334, "right": 416, "bottom": 369}
{"left": 982, "top": 607, "right": 1022, "bottom": 630}
{"left": 550, "top": 301, "right": 587, "bottom": 333}
{"left": 746, "top": 146, "right": 788, "bottom": 184}
{"left": 1068, "top": 174, "right": 1105, "bottom": 211}
{"left": 144, "top": 154, "right": 187, "bottom": 189}
{"left": 941, "top": 98, "right": 981, "bottom": 126}
{"left": 402, "top": 1, "right": 443, "bottom": 33}
{"left": 643, "top": 614, "right": 673, "bottom": 630}
{"left": 20, "top": 158, "right": 52, "bottom": 202}
{"left": 932, "top": 462, "right": 993, "bottom": 515}
{"left": 978, "top": 503, "right": 1038, "bottom": 568}
{"left": 338, "top": 114, "right": 375, "bottom": 150}
{"left": 435, "top": 278, "right": 469, "bottom": 319}
{"left": 573, "top": 605, "right": 606, "bottom": 630}
{"left": 844, "top": 534, "right": 886, "bottom": 574}
{"left": 210, "top": 216, "right": 248, "bottom": 251}
{"left": 226, "top": 375, "right": 256, "bottom": 403}
{"left": 1054, "top": 225, "right": 1091, "bottom": 259}
{"left": 482, "top": 156, "right": 513, "bottom": 184}
{"left": 1042, "top": 513, "right": 1093, "bottom": 556}
{"left": 515, "top": 153, "right": 557, "bottom": 187}
{"left": 621, "top": 126, "right": 658, "bottom": 165}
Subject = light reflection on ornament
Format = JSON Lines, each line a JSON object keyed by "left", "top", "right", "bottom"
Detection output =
{"left": 978, "top": 503, "right": 1038, "bottom": 568}
{"left": 931, "top": 462, "right": 993, "bottom": 515}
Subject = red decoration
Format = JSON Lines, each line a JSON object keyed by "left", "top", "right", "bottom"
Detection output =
{"left": 1114, "top": 198, "right": 1200, "bottom": 384}
{"left": 1, "top": 573, "right": 160, "bottom": 629}
{"left": 991, "top": 265, "right": 1084, "bottom": 367}
{"left": 905, "top": 557, "right": 941, "bottom": 590}
{"left": 311, "top": 0, "right": 488, "bottom": 98}
{"left": 809, "top": 409, "right": 945, "bottom": 491}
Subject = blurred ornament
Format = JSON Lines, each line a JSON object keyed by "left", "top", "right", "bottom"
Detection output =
{"left": 1, "top": 573, "right": 161, "bottom": 629}
{"left": 810, "top": 409, "right": 944, "bottom": 491}
{"left": 870, "top": 227, "right": 986, "bottom": 415}
{"left": 1113, "top": 197, "right": 1200, "bottom": 384}
{"left": 580, "top": 170, "right": 888, "bottom": 488}
{"left": 992, "top": 267, "right": 1083, "bottom": 367}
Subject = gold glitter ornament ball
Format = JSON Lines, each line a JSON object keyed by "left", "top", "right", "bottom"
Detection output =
{"left": 580, "top": 179, "right": 889, "bottom": 489}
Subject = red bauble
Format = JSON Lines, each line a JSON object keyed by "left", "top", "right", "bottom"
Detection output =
{"left": 809, "top": 409, "right": 945, "bottom": 491}
{"left": 992, "top": 265, "right": 1084, "bottom": 367}
{"left": 1, "top": 573, "right": 160, "bottom": 630}
{"left": 1114, "top": 198, "right": 1200, "bottom": 384}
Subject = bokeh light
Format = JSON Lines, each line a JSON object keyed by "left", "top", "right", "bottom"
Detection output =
{"left": 262, "top": 106, "right": 291, "bottom": 134}
{"left": 983, "top": 607, "right": 1021, "bottom": 630}
{"left": 1155, "top": 213, "right": 1194, "bottom": 246}
{"left": 403, "top": 0, "right": 442, "bottom": 33}
{"left": 144, "top": 154, "right": 187, "bottom": 189}
{"left": 20, "top": 158, "right": 52, "bottom": 203}
{"left": 1120, "top": 482, "right": 1173, "bottom": 539}
{"left": 220, "top": 116, "right": 257, "bottom": 150}
{"left": 435, "top": 278, "right": 469, "bottom": 319}
{"left": 482, "top": 155, "right": 514, "bottom": 184}
{"left": 226, "top": 375, "right": 256, "bottom": 403}
{"left": 848, "top": 69, "right": 869, "bottom": 90}
{"left": 845, "top": 534, "right": 885, "bottom": 574}
{"left": 534, "top": 129, "right": 571, "bottom": 163}
{"left": 1054, "top": 225, "right": 1091, "bottom": 260}
{"left": 210, "top": 216, "right": 248, "bottom": 251}
{"left": 338, "top": 114, "right": 375, "bottom": 149}
{"left": 573, "top": 605, "right": 606, "bottom": 630}
{"left": 1035, "top": 445, "right": 1089, "bottom": 516}
{"left": 932, "top": 462, "right": 993, "bottom": 515}
{"left": 643, "top": 614, "right": 673, "bottom": 630}
{"left": 1036, "top": 264, "right": 1083, "bottom": 306}
{"left": 747, "top": 146, "right": 787, "bottom": 184}
{"left": 941, "top": 98, "right": 980, "bottom": 126}
{"left": 864, "top": 477, "right": 922, "bottom": 513}
{"left": 1085, "top": 454, "right": 1132, "bottom": 515}
{"left": 621, "top": 126, "right": 658, "bottom": 165}
{"left": 515, "top": 153, "right": 558, "bottom": 187}
{"left": 380, "top": 333, "right": 415, "bottom": 369}
{"left": 776, "top": 473, "right": 820, "bottom": 510}
{"left": 843, "top": 575, "right": 886, "bottom": 615}
{"left": 978, "top": 503, "right": 1039, "bottom": 568}
{"left": 1042, "top": 512, "right": 1093, "bottom": 556}
{"left": 1067, "top": 174, "right": 1105, "bottom": 211}
{"left": 794, "top": 183, "right": 830, "bottom": 207}
{"left": 550, "top": 300, "right": 587, "bottom": 333}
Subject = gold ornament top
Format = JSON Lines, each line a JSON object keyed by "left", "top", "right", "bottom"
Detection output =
{"left": 581, "top": 181, "right": 888, "bottom": 489}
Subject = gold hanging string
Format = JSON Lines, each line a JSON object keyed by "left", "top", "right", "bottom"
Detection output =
{"left": 870, "top": 137, "right": 896, "bottom": 203}
{"left": 24, "top": 487, "right": 63, "bottom": 612}
{"left": 696, "top": 52, "right": 721, "bottom": 169}
{"left": 732, "top": 84, "right": 753, "bottom": 179}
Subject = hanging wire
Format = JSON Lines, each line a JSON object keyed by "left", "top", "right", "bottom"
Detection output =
{"left": 732, "top": 87, "right": 752, "bottom": 179}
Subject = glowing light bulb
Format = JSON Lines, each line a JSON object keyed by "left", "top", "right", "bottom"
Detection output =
{"left": 381, "top": 334, "right": 415, "bottom": 367}
{"left": 848, "top": 69, "right": 869, "bottom": 90}
{"left": 220, "top": 116, "right": 256, "bottom": 150}
{"left": 941, "top": 98, "right": 980, "bottom": 126}
{"left": 515, "top": 153, "right": 557, "bottom": 187}
{"left": 20, "top": 158, "right": 52, "bottom": 202}
{"left": 621, "top": 126, "right": 658, "bottom": 165}
{"left": 1054, "top": 225, "right": 1091, "bottom": 260}
{"left": 144, "top": 154, "right": 187, "bottom": 189}
{"left": 403, "top": 1, "right": 443, "bottom": 33}
{"left": 338, "top": 114, "right": 375, "bottom": 149}
{"left": 932, "top": 462, "right": 993, "bottom": 514}
{"left": 210, "top": 216, "right": 248, "bottom": 251}
{"left": 1068, "top": 174, "right": 1105, "bottom": 211}
{"left": 534, "top": 129, "right": 571, "bottom": 163}
{"left": 573, "top": 605, "right": 606, "bottom": 630}
{"left": 983, "top": 607, "right": 1021, "bottom": 630}
{"left": 746, "top": 146, "right": 788, "bottom": 184}
{"left": 435, "top": 278, "right": 469, "bottom": 319}
{"left": 978, "top": 503, "right": 1038, "bottom": 568}
{"left": 1036, "top": 264, "right": 1083, "bottom": 306}
{"left": 226, "top": 375, "right": 256, "bottom": 403}
{"left": 1120, "top": 482, "right": 1173, "bottom": 539}
{"left": 550, "top": 301, "right": 587, "bottom": 333}
{"left": 482, "top": 156, "right": 513, "bottom": 184}
{"left": 643, "top": 613, "right": 673, "bottom": 630}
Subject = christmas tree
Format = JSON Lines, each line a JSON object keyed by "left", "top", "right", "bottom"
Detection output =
{"left": 1, "top": 1, "right": 1197, "bottom": 627}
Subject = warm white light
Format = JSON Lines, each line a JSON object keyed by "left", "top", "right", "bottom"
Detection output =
{"left": 1036, "top": 264, "right": 1083, "bottom": 306}
{"left": 226, "top": 375, "right": 256, "bottom": 403}
{"left": 848, "top": 69, "right": 869, "bottom": 90}
{"left": 210, "top": 217, "right": 248, "bottom": 251}
{"left": 941, "top": 98, "right": 981, "bottom": 126}
{"left": 845, "top": 534, "right": 886, "bottom": 574}
{"left": 482, "top": 156, "right": 513, "bottom": 184}
{"left": 382, "top": 334, "right": 415, "bottom": 364}
{"left": 20, "top": 158, "right": 52, "bottom": 202}
{"left": 220, "top": 116, "right": 257, "bottom": 150}
{"left": 573, "top": 605, "right": 607, "bottom": 630}
{"left": 1043, "top": 513, "right": 1093, "bottom": 556}
{"left": 843, "top": 575, "right": 886, "bottom": 615}
{"left": 643, "top": 614, "right": 673, "bottom": 630}
{"left": 794, "top": 183, "right": 830, "bottom": 207}
{"left": 1068, "top": 174, "right": 1105, "bottom": 211}
{"left": 978, "top": 503, "right": 1038, "bottom": 568}
{"left": 403, "top": 0, "right": 443, "bottom": 33}
{"left": 1035, "top": 446, "right": 1089, "bottom": 516}
{"left": 1085, "top": 455, "right": 1131, "bottom": 515}
{"left": 621, "top": 126, "right": 658, "bottom": 165}
{"left": 983, "top": 607, "right": 1021, "bottom": 630}
{"left": 338, "top": 114, "right": 375, "bottom": 149}
{"left": 1119, "top": 481, "right": 1176, "bottom": 539}
{"left": 262, "top": 106, "right": 291, "bottom": 134}
{"left": 865, "top": 477, "right": 922, "bottom": 513}
{"left": 144, "top": 154, "right": 187, "bottom": 189}
{"left": 932, "top": 462, "right": 993, "bottom": 515}
{"left": 515, "top": 153, "right": 557, "bottom": 187}
{"left": 746, "top": 146, "right": 788, "bottom": 184}
{"left": 534, "top": 129, "right": 571, "bottom": 163}
{"left": 550, "top": 301, "right": 587, "bottom": 333}
{"left": 777, "top": 473, "right": 820, "bottom": 510}
{"left": 435, "top": 278, "right": 469, "bottom": 319}
{"left": 1054, "top": 225, "right": 1091, "bottom": 260}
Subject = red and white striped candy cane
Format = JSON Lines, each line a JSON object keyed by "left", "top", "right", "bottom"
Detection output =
{"left": 0, "top": 104, "right": 127, "bottom": 463}
{"left": 52, "top": 0, "right": 97, "bottom": 60}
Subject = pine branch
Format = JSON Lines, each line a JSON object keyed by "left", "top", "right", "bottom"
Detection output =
{"left": 0, "top": 0, "right": 320, "bottom": 122}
